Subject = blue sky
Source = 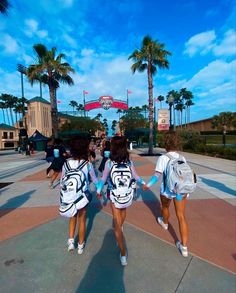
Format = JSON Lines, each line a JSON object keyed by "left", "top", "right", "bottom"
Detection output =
{"left": 0, "top": 0, "right": 235, "bottom": 127}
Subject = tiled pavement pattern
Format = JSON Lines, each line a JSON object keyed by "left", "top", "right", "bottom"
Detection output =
{"left": 0, "top": 148, "right": 235, "bottom": 293}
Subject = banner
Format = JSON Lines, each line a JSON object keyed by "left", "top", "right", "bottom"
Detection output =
{"left": 158, "top": 109, "right": 170, "bottom": 131}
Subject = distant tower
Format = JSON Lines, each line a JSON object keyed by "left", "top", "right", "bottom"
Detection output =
{"left": 26, "top": 97, "right": 52, "bottom": 137}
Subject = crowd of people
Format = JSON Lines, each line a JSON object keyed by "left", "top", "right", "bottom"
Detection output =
{"left": 45, "top": 132, "right": 193, "bottom": 266}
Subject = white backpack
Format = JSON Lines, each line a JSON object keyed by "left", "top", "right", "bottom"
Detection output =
{"left": 109, "top": 161, "right": 136, "bottom": 209}
{"left": 59, "top": 160, "right": 92, "bottom": 217}
{"left": 164, "top": 153, "right": 197, "bottom": 195}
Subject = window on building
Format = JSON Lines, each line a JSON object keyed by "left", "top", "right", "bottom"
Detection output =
{"left": 3, "top": 132, "right": 7, "bottom": 139}
{"left": 10, "top": 132, "right": 14, "bottom": 139}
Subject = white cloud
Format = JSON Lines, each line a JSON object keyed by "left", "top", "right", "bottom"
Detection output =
{"left": 184, "top": 30, "right": 216, "bottom": 57}
{"left": 186, "top": 59, "right": 236, "bottom": 90}
{"left": 63, "top": 33, "right": 78, "bottom": 48}
{"left": 213, "top": 29, "right": 236, "bottom": 56}
{"left": 184, "top": 29, "right": 236, "bottom": 58}
{"left": 0, "top": 33, "right": 20, "bottom": 54}
{"left": 24, "top": 18, "right": 48, "bottom": 39}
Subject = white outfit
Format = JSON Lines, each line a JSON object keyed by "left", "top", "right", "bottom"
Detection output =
{"left": 155, "top": 152, "right": 187, "bottom": 199}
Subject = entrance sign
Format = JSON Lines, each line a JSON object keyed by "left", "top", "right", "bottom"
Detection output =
{"left": 99, "top": 96, "right": 113, "bottom": 110}
{"left": 158, "top": 109, "right": 170, "bottom": 131}
{"left": 84, "top": 96, "right": 128, "bottom": 111}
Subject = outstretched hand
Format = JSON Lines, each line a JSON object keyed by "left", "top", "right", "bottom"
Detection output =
{"left": 142, "top": 184, "right": 149, "bottom": 191}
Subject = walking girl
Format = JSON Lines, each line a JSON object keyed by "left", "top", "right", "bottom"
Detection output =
{"left": 144, "top": 131, "right": 195, "bottom": 257}
{"left": 60, "top": 136, "right": 98, "bottom": 254}
{"left": 97, "top": 136, "right": 146, "bottom": 266}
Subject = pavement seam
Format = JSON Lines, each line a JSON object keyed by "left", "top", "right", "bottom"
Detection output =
{"left": 174, "top": 256, "right": 194, "bottom": 293}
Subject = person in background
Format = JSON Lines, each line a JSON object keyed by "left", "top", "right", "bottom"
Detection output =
{"left": 45, "top": 139, "right": 54, "bottom": 177}
{"left": 49, "top": 138, "right": 67, "bottom": 188}
{"left": 98, "top": 139, "right": 111, "bottom": 173}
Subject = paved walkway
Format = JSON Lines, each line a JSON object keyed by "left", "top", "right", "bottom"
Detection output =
{"left": 0, "top": 148, "right": 235, "bottom": 292}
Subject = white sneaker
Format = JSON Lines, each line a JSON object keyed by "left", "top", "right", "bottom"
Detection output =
{"left": 176, "top": 240, "right": 188, "bottom": 257}
{"left": 120, "top": 254, "right": 127, "bottom": 266}
{"left": 157, "top": 217, "right": 168, "bottom": 230}
{"left": 67, "top": 238, "right": 75, "bottom": 252}
{"left": 78, "top": 242, "right": 85, "bottom": 255}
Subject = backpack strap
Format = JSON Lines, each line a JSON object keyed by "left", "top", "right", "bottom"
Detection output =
{"left": 75, "top": 160, "right": 88, "bottom": 172}
{"left": 64, "top": 160, "right": 72, "bottom": 172}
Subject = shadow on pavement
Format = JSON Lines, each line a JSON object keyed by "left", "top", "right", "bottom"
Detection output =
{"left": 0, "top": 190, "right": 36, "bottom": 218}
{"left": 199, "top": 176, "right": 236, "bottom": 196}
{"left": 74, "top": 195, "right": 103, "bottom": 244}
{"left": 76, "top": 229, "right": 125, "bottom": 293}
{"left": 140, "top": 189, "right": 178, "bottom": 243}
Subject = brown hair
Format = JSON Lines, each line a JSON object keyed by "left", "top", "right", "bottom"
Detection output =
{"left": 110, "top": 136, "right": 129, "bottom": 163}
{"left": 164, "top": 131, "right": 182, "bottom": 152}
{"left": 69, "top": 136, "right": 90, "bottom": 160}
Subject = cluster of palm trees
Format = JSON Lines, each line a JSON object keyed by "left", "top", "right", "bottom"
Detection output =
{"left": 0, "top": 94, "right": 27, "bottom": 126}
{"left": 69, "top": 100, "right": 84, "bottom": 115}
{"left": 165, "top": 88, "right": 194, "bottom": 128}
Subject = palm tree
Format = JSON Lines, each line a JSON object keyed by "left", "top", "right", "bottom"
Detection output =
{"left": 129, "top": 35, "right": 171, "bottom": 154}
{"left": 111, "top": 120, "right": 117, "bottom": 135}
{"left": 141, "top": 104, "right": 149, "bottom": 119}
{"left": 94, "top": 113, "right": 102, "bottom": 121}
{"left": 1, "top": 93, "right": 17, "bottom": 125}
{"left": 116, "top": 109, "right": 123, "bottom": 120}
{"left": 76, "top": 103, "right": 84, "bottom": 116}
{"left": 0, "top": 0, "right": 10, "bottom": 14}
{"left": 179, "top": 88, "right": 194, "bottom": 125}
{"left": 157, "top": 95, "right": 164, "bottom": 109}
{"left": 185, "top": 99, "right": 194, "bottom": 124}
{"left": 0, "top": 100, "right": 6, "bottom": 123}
{"left": 27, "top": 44, "right": 75, "bottom": 138}
{"left": 69, "top": 100, "right": 78, "bottom": 114}
{"left": 166, "top": 90, "right": 179, "bottom": 129}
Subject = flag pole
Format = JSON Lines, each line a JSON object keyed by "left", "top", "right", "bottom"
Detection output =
{"left": 126, "top": 89, "right": 129, "bottom": 107}
{"left": 83, "top": 91, "right": 86, "bottom": 117}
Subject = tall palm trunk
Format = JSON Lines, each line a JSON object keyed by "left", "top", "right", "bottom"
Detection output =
{"left": 49, "top": 84, "right": 58, "bottom": 138}
{"left": 147, "top": 62, "right": 154, "bottom": 155}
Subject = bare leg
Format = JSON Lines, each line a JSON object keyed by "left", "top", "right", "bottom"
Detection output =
{"left": 110, "top": 202, "right": 126, "bottom": 256}
{"left": 173, "top": 196, "right": 188, "bottom": 246}
{"left": 160, "top": 195, "right": 172, "bottom": 224}
{"left": 69, "top": 214, "right": 77, "bottom": 239}
{"left": 78, "top": 207, "right": 87, "bottom": 244}
{"left": 51, "top": 171, "right": 60, "bottom": 185}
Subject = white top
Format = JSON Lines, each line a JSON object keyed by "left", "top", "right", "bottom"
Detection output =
{"left": 155, "top": 151, "right": 186, "bottom": 198}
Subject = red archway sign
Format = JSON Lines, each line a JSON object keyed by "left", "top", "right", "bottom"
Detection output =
{"left": 84, "top": 96, "right": 128, "bottom": 111}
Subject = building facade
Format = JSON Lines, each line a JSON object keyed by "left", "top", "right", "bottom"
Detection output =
{"left": 26, "top": 97, "right": 52, "bottom": 138}
{"left": 0, "top": 124, "right": 18, "bottom": 149}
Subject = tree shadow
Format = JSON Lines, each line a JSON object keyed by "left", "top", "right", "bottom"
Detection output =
{"left": 199, "top": 176, "right": 236, "bottom": 196}
{"left": 0, "top": 190, "right": 36, "bottom": 218}
{"left": 140, "top": 189, "right": 178, "bottom": 243}
{"left": 76, "top": 229, "right": 125, "bottom": 293}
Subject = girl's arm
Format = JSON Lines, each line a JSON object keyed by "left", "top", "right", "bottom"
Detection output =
{"left": 130, "top": 161, "right": 146, "bottom": 185}
{"left": 88, "top": 162, "right": 98, "bottom": 184}
{"left": 96, "top": 160, "right": 110, "bottom": 194}
{"left": 146, "top": 171, "right": 162, "bottom": 188}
